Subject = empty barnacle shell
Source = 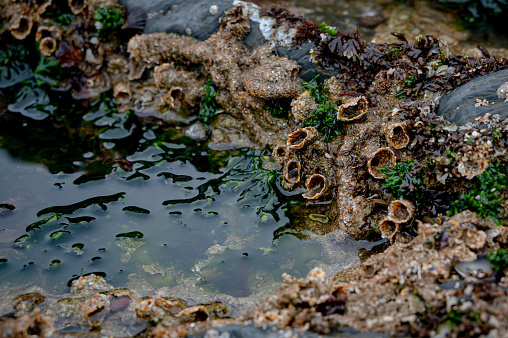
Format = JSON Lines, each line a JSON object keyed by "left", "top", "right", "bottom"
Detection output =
{"left": 272, "top": 144, "right": 288, "bottom": 164}
{"left": 36, "top": 24, "right": 62, "bottom": 44}
{"left": 302, "top": 174, "right": 327, "bottom": 200}
{"left": 68, "top": 0, "right": 86, "bottom": 15}
{"left": 121, "top": 7, "right": 147, "bottom": 34}
{"left": 283, "top": 158, "right": 301, "bottom": 186}
{"left": 113, "top": 83, "right": 132, "bottom": 103}
{"left": 387, "top": 200, "right": 414, "bottom": 224}
{"left": 336, "top": 95, "right": 368, "bottom": 122}
{"left": 367, "top": 148, "right": 396, "bottom": 179}
{"left": 10, "top": 15, "right": 33, "bottom": 40}
{"left": 386, "top": 123, "right": 410, "bottom": 149}
{"left": 378, "top": 217, "right": 399, "bottom": 239}
{"left": 161, "top": 86, "right": 185, "bottom": 109}
{"left": 287, "top": 127, "right": 317, "bottom": 150}
{"left": 37, "top": 0, "right": 53, "bottom": 16}
{"left": 39, "top": 37, "right": 58, "bottom": 56}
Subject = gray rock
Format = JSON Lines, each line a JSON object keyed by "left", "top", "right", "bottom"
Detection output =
{"left": 437, "top": 69, "right": 508, "bottom": 125}
{"left": 119, "top": 0, "right": 235, "bottom": 41}
{"left": 184, "top": 122, "right": 210, "bottom": 142}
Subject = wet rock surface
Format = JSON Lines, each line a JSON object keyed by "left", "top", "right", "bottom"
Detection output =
{"left": 438, "top": 69, "right": 508, "bottom": 125}
{"left": 2, "top": 0, "right": 508, "bottom": 336}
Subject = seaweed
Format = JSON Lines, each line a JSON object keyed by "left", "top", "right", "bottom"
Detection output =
{"left": 448, "top": 163, "right": 508, "bottom": 225}
{"left": 303, "top": 103, "right": 341, "bottom": 143}
{"left": 95, "top": 7, "right": 125, "bottom": 41}
{"left": 379, "top": 160, "right": 425, "bottom": 204}
{"left": 301, "top": 75, "right": 327, "bottom": 104}
{"left": 199, "top": 79, "right": 219, "bottom": 124}
{"left": 487, "top": 248, "right": 508, "bottom": 271}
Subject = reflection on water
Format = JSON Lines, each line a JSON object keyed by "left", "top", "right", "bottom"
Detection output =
{"left": 0, "top": 36, "right": 378, "bottom": 302}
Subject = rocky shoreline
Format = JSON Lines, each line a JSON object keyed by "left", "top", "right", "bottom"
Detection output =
{"left": 1, "top": 0, "right": 508, "bottom": 336}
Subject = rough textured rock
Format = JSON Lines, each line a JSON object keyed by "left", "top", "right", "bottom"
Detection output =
{"left": 438, "top": 69, "right": 508, "bottom": 124}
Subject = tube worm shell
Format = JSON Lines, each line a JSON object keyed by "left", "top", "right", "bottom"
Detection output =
{"left": 367, "top": 148, "right": 396, "bottom": 179}
{"left": 387, "top": 200, "right": 414, "bottom": 224}
{"left": 113, "top": 83, "right": 132, "bottom": 103}
{"left": 282, "top": 158, "right": 301, "bottom": 188}
{"left": 69, "top": 0, "right": 86, "bottom": 15}
{"left": 36, "top": 24, "right": 62, "bottom": 44}
{"left": 39, "top": 37, "right": 58, "bottom": 56}
{"left": 161, "top": 86, "right": 185, "bottom": 109}
{"left": 272, "top": 144, "right": 288, "bottom": 164}
{"left": 386, "top": 123, "right": 410, "bottom": 149}
{"left": 302, "top": 174, "right": 327, "bottom": 200}
{"left": 10, "top": 15, "right": 33, "bottom": 40}
{"left": 287, "top": 127, "right": 317, "bottom": 150}
{"left": 378, "top": 217, "right": 399, "bottom": 239}
{"left": 336, "top": 95, "right": 368, "bottom": 122}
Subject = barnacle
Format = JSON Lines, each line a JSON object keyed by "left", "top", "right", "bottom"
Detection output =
{"left": 10, "top": 15, "right": 33, "bottom": 40}
{"left": 36, "top": 24, "right": 62, "bottom": 44}
{"left": 113, "top": 83, "right": 132, "bottom": 103}
{"left": 39, "top": 37, "right": 58, "bottom": 56}
{"left": 291, "top": 91, "right": 317, "bottom": 122}
{"left": 282, "top": 157, "right": 301, "bottom": 188}
{"left": 367, "top": 148, "right": 396, "bottom": 179}
{"left": 272, "top": 144, "right": 288, "bottom": 164}
{"left": 161, "top": 86, "right": 185, "bottom": 110}
{"left": 378, "top": 217, "right": 399, "bottom": 239}
{"left": 386, "top": 123, "right": 410, "bottom": 149}
{"left": 242, "top": 59, "right": 301, "bottom": 100}
{"left": 287, "top": 127, "right": 317, "bottom": 150}
{"left": 68, "top": 0, "right": 86, "bottom": 15}
{"left": 336, "top": 95, "right": 368, "bottom": 122}
{"left": 388, "top": 200, "right": 414, "bottom": 223}
{"left": 302, "top": 174, "right": 327, "bottom": 200}
{"left": 175, "top": 305, "right": 209, "bottom": 322}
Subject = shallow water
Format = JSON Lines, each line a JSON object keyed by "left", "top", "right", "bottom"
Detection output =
{"left": 0, "top": 42, "right": 372, "bottom": 302}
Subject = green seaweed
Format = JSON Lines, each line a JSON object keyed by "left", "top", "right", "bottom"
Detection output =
{"left": 301, "top": 75, "right": 327, "bottom": 104}
{"left": 199, "top": 79, "right": 219, "bottom": 124}
{"left": 448, "top": 163, "right": 508, "bottom": 225}
{"left": 318, "top": 22, "right": 337, "bottom": 36}
{"left": 95, "top": 7, "right": 125, "bottom": 41}
{"left": 487, "top": 248, "right": 508, "bottom": 271}
{"left": 303, "top": 103, "right": 341, "bottom": 142}
{"left": 379, "top": 160, "right": 425, "bottom": 204}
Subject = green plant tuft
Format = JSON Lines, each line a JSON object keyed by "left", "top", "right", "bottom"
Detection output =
{"left": 303, "top": 103, "right": 341, "bottom": 143}
{"left": 199, "top": 79, "right": 219, "bottom": 124}
{"left": 95, "top": 7, "right": 124, "bottom": 41}
{"left": 301, "top": 75, "right": 327, "bottom": 104}
{"left": 448, "top": 163, "right": 508, "bottom": 225}
{"left": 318, "top": 22, "right": 337, "bottom": 36}
{"left": 488, "top": 248, "right": 508, "bottom": 271}
{"left": 379, "top": 160, "right": 425, "bottom": 203}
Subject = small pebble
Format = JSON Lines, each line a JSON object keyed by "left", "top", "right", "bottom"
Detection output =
{"left": 358, "top": 11, "right": 385, "bottom": 28}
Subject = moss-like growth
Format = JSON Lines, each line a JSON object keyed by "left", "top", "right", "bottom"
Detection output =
{"left": 379, "top": 160, "right": 425, "bottom": 203}
{"left": 95, "top": 7, "right": 124, "bottom": 41}
{"left": 303, "top": 103, "right": 341, "bottom": 143}
{"left": 301, "top": 75, "right": 327, "bottom": 104}
{"left": 487, "top": 248, "right": 508, "bottom": 271}
{"left": 199, "top": 79, "right": 219, "bottom": 124}
{"left": 300, "top": 75, "right": 341, "bottom": 142}
{"left": 448, "top": 163, "right": 508, "bottom": 225}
